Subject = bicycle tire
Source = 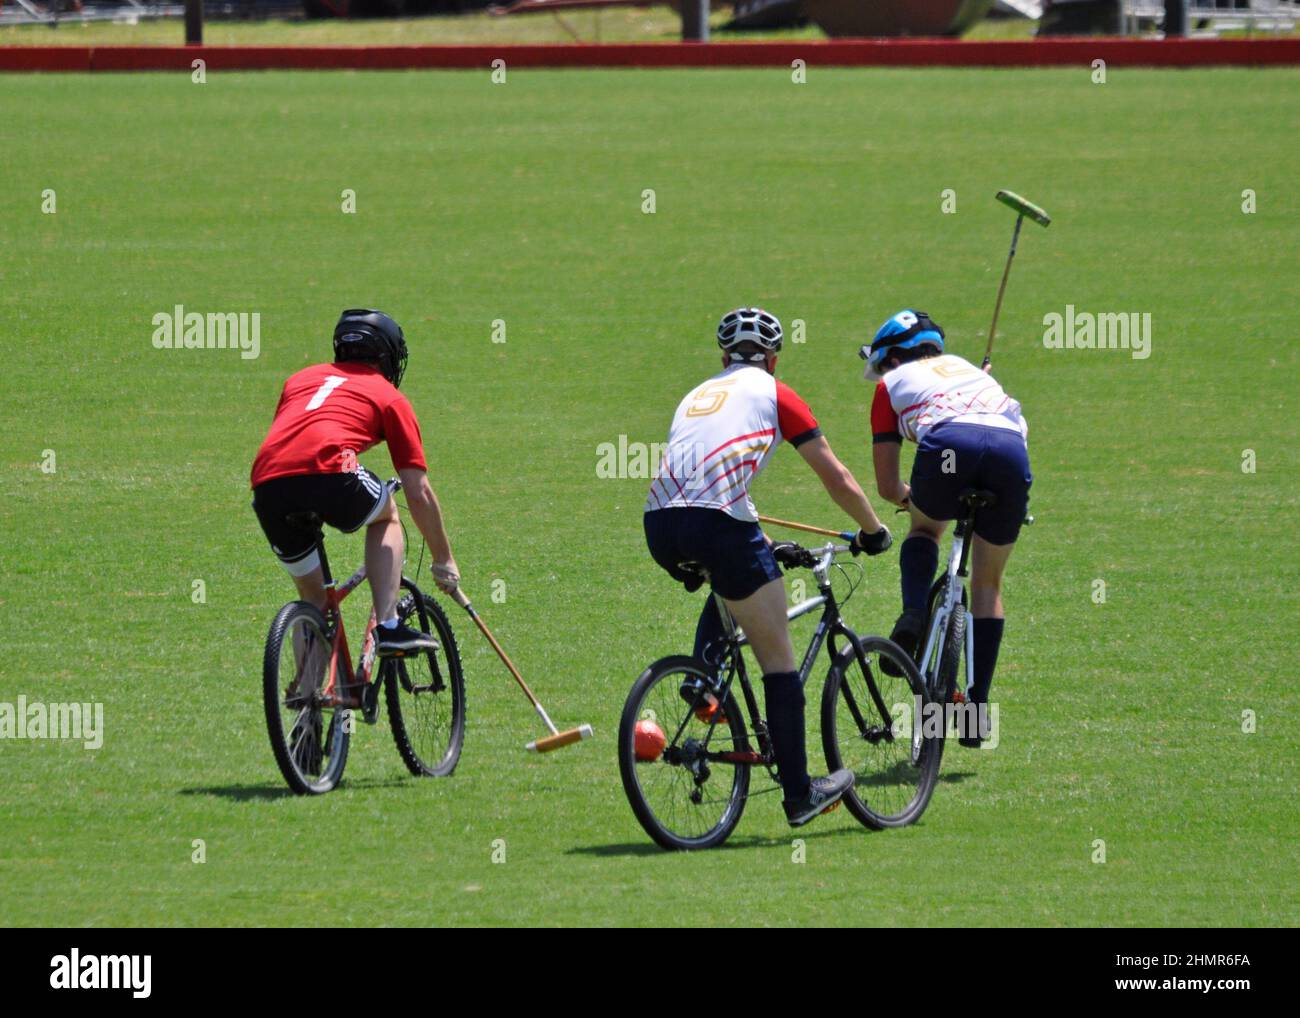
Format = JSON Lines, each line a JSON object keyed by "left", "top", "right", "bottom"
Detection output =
{"left": 263, "top": 600, "right": 350, "bottom": 795}
{"left": 924, "top": 579, "right": 968, "bottom": 705}
{"left": 821, "top": 635, "right": 941, "bottom": 829}
{"left": 619, "top": 656, "right": 751, "bottom": 851}
{"left": 385, "top": 584, "right": 466, "bottom": 777}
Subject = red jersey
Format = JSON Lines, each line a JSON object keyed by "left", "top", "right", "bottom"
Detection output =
{"left": 251, "top": 362, "right": 427, "bottom": 487}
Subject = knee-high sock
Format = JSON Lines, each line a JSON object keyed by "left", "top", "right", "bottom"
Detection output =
{"left": 969, "top": 617, "right": 1005, "bottom": 705}
{"left": 900, "top": 536, "right": 939, "bottom": 613}
{"left": 762, "top": 671, "right": 809, "bottom": 801}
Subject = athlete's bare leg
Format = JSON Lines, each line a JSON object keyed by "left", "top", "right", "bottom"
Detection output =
{"left": 291, "top": 569, "right": 327, "bottom": 612}
{"left": 906, "top": 500, "right": 949, "bottom": 545}
{"left": 365, "top": 495, "right": 403, "bottom": 623}
{"left": 970, "top": 535, "right": 1015, "bottom": 618}
{"left": 723, "top": 578, "right": 796, "bottom": 674}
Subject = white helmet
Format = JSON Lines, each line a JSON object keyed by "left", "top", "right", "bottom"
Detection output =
{"left": 717, "top": 307, "right": 783, "bottom": 362}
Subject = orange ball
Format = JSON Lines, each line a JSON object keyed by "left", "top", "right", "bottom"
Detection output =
{"left": 634, "top": 719, "right": 666, "bottom": 762}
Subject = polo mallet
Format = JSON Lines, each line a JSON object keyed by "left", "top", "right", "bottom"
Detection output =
{"left": 758, "top": 514, "right": 853, "bottom": 541}
{"left": 451, "top": 589, "right": 593, "bottom": 753}
{"left": 983, "top": 190, "right": 1051, "bottom": 370}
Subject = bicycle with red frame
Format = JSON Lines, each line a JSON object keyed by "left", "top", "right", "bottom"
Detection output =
{"left": 262, "top": 478, "right": 465, "bottom": 794}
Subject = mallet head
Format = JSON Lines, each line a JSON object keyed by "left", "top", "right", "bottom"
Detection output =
{"left": 996, "top": 190, "right": 1051, "bottom": 227}
{"left": 526, "top": 724, "right": 594, "bottom": 753}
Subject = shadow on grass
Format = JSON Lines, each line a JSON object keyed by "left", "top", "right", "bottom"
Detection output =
{"left": 568, "top": 823, "right": 867, "bottom": 858}
{"left": 180, "top": 778, "right": 413, "bottom": 801}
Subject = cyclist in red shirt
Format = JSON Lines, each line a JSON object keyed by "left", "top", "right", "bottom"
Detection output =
{"left": 251, "top": 309, "right": 459, "bottom": 657}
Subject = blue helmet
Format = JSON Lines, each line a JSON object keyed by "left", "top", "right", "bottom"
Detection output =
{"left": 861, "top": 309, "right": 944, "bottom": 378}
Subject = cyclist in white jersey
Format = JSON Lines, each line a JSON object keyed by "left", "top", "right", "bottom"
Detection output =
{"left": 862, "top": 310, "right": 1033, "bottom": 747}
{"left": 645, "top": 307, "right": 893, "bottom": 826}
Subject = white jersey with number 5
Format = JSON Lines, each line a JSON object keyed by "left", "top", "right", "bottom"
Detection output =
{"left": 873, "top": 354, "right": 1027, "bottom": 446}
{"left": 645, "top": 363, "right": 822, "bottom": 523}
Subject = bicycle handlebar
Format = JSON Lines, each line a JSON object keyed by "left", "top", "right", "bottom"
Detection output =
{"left": 778, "top": 541, "right": 852, "bottom": 571}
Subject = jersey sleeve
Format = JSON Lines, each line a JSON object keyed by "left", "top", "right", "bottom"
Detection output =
{"left": 775, "top": 381, "right": 822, "bottom": 447}
{"left": 381, "top": 394, "right": 428, "bottom": 472}
{"left": 870, "top": 381, "right": 902, "bottom": 444}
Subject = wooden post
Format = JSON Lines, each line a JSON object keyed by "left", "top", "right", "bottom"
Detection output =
{"left": 185, "top": 0, "right": 203, "bottom": 46}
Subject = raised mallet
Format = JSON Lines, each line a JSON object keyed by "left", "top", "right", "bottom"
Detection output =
{"left": 451, "top": 589, "right": 593, "bottom": 753}
{"left": 983, "top": 190, "right": 1051, "bottom": 370}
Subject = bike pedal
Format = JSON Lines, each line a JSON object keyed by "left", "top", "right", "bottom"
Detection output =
{"left": 820, "top": 799, "right": 842, "bottom": 815}
{"left": 953, "top": 691, "right": 967, "bottom": 704}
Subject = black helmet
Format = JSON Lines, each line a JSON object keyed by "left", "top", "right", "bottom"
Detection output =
{"left": 333, "top": 309, "right": 408, "bottom": 388}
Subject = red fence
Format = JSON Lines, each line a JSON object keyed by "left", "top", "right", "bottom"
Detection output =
{"left": 2, "top": 38, "right": 1298, "bottom": 72}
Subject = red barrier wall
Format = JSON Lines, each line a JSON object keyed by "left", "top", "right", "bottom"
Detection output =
{"left": 2, "top": 38, "right": 1298, "bottom": 72}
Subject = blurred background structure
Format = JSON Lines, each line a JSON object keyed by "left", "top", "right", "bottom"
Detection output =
{"left": 1, "top": 0, "right": 1294, "bottom": 37}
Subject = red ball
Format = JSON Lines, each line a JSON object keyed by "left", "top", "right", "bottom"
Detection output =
{"left": 634, "top": 719, "right": 666, "bottom": 762}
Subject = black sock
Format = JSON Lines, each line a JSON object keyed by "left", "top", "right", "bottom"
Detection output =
{"left": 762, "top": 671, "right": 809, "bottom": 801}
{"left": 899, "top": 536, "right": 939, "bottom": 613}
{"left": 693, "top": 597, "right": 725, "bottom": 667}
{"left": 970, "top": 617, "right": 1005, "bottom": 705}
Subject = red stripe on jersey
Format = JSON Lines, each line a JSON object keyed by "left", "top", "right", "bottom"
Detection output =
{"left": 775, "top": 381, "right": 818, "bottom": 442}
{"left": 698, "top": 428, "right": 777, "bottom": 468}
{"left": 871, "top": 381, "right": 899, "bottom": 438}
{"left": 686, "top": 458, "right": 758, "bottom": 501}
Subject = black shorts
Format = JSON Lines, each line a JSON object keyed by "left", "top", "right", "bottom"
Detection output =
{"left": 644, "top": 507, "right": 783, "bottom": 601}
{"left": 909, "top": 422, "right": 1033, "bottom": 546}
{"left": 252, "top": 467, "right": 389, "bottom": 575}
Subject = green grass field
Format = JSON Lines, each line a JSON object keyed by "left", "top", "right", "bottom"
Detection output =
{"left": 1, "top": 68, "right": 1296, "bottom": 927}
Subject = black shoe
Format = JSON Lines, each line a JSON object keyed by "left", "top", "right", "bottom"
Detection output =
{"left": 375, "top": 623, "right": 439, "bottom": 658}
{"left": 956, "top": 701, "right": 988, "bottom": 748}
{"left": 783, "top": 769, "right": 854, "bottom": 827}
{"left": 881, "top": 608, "right": 925, "bottom": 677}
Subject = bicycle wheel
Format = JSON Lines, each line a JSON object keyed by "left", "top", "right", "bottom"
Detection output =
{"left": 263, "top": 601, "right": 350, "bottom": 795}
{"left": 821, "top": 635, "right": 941, "bottom": 829}
{"left": 385, "top": 583, "right": 466, "bottom": 777}
{"left": 618, "top": 656, "right": 751, "bottom": 851}
{"left": 925, "top": 580, "right": 968, "bottom": 705}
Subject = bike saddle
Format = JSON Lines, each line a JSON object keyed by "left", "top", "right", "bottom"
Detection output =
{"left": 285, "top": 510, "right": 324, "bottom": 532}
{"left": 958, "top": 488, "right": 998, "bottom": 509}
{"left": 677, "top": 561, "right": 707, "bottom": 594}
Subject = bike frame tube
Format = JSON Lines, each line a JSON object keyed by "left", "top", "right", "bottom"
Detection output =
{"left": 315, "top": 538, "right": 378, "bottom": 702}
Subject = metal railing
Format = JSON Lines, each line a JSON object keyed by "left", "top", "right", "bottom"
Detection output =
{"left": 1122, "top": 0, "right": 1298, "bottom": 33}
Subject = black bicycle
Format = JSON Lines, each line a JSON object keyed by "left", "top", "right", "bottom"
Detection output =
{"left": 261, "top": 478, "right": 466, "bottom": 794}
{"left": 619, "top": 540, "right": 942, "bottom": 850}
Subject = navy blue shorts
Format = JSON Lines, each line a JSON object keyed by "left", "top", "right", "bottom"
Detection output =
{"left": 909, "top": 422, "right": 1033, "bottom": 546}
{"left": 644, "top": 507, "right": 782, "bottom": 601}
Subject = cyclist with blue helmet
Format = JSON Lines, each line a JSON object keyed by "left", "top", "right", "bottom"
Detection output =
{"left": 862, "top": 310, "right": 1032, "bottom": 745}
